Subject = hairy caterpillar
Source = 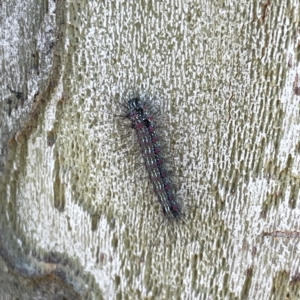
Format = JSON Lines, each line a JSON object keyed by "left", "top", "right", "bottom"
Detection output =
{"left": 125, "top": 98, "right": 185, "bottom": 224}
{"left": 101, "top": 93, "right": 201, "bottom": 248}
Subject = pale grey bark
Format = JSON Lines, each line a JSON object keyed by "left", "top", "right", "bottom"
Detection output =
{"left": 1, "top": 0, "right": 300, "bottom": 299}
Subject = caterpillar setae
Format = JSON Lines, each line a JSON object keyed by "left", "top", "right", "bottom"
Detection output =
{"left": 125, "top": 97, "right": 184, "bottom": 224}
{"left": 101, "top": 93, "right": 201, "bottom": 248}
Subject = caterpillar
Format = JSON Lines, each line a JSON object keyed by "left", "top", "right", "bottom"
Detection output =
{"left": 125, "top": 97, "right": 184, "bottom": 224}
{"left": 101, "top": 93, "right": 201, "bottom": 248}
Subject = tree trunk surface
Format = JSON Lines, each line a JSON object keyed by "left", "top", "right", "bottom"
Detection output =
{"left": 1, "top": 0, "right": 300, "bottom": 299}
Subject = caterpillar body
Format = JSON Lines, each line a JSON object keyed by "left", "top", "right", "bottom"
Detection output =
{"left": 101, "top": 93, "right": 201, "bottom": 249}
{"left": 125, "top": 97, "right": 184, "bottom": 223}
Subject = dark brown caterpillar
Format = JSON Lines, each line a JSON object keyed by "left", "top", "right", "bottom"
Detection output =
{"left": 101, "top": 94, "right": 202, "bottom": 249}
{"left": 125, "top": 97, "right": 188, "bottom": 228}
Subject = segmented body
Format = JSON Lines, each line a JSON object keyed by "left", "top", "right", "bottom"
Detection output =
{"left": 126, "top": 97, "right": 183, "bottom": 221}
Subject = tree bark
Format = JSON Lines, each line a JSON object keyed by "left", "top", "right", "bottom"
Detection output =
{"left": 1, "top": 0, "right": 300, "bottom": 299}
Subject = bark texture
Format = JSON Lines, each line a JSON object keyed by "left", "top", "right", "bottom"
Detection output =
{"left": 1, "top": 0, "right": 300, "bottom": 299}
